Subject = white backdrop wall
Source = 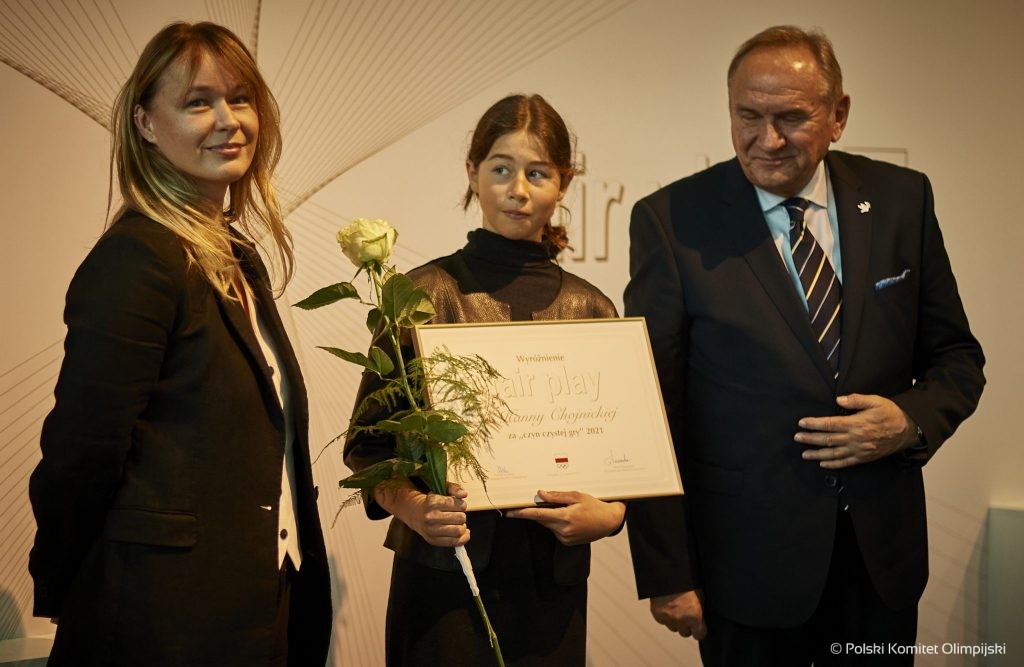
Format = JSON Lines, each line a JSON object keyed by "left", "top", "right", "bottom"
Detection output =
{"left": 1, "top": 1, "right": 1020, "bottom": 665}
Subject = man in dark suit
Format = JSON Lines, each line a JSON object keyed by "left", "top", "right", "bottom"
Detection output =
{"left": 625, "top": 25, "right": 985, "bottom": 664}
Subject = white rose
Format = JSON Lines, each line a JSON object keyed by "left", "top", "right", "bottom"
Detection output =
{"left": 336, "top": 218, "right": 398, "bottom": 267}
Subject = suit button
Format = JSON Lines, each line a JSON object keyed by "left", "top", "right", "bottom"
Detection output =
{"left": 280, "top": 529, "right": 288, "bottom": 540}
{"left": 825, "top": 475, "right": 839, "bottom": 488}
{"left": 313, "top": 486, "right": 320, "bottom": 500}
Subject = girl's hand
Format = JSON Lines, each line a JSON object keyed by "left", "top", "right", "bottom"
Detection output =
{"left": 505, "top": 490, "right": 625, "bottom": 546}
{"left": 375, "top": 481, "right": 470, "bottom": 547}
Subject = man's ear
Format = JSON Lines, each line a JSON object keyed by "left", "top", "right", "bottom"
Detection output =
{"left": 831, "top": 94, "right": 851, "bottom": 143}
{"left": 134, "top": 105, "right": 157, "bottom": 144}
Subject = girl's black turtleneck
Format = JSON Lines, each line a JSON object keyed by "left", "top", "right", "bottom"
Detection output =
{"left": 459, "top": 228, "right": 561, "bottom": 321}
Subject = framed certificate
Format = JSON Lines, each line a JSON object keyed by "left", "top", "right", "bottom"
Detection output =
{"left": 413, "top": 318, "right": 682, "bottom": 510}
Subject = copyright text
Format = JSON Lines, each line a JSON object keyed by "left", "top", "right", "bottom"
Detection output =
{"left": 831, "top": 642, "right": 1006, "bottom": 657}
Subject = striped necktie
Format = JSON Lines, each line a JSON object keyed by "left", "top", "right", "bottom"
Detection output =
{"left": 784, "top": 197, "right": 841, "bottom": 377}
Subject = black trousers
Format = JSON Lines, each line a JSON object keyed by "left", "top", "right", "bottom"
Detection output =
{"left": 699, "top": 511, "right": 919, "bottom": 666}
{"left": 269, "top": 558, "right": 294, "bottom": 667}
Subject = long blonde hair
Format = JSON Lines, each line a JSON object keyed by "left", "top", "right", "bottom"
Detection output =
{"left": 110, "top": 21, "right": 292, "bottom": 297}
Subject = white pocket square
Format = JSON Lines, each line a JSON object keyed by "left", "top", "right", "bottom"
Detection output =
{"left": 874, "top": 269, "right": 911, "bottom": 291}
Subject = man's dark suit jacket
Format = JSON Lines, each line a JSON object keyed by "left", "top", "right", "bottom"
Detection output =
{"left": 625, "top": 151, "right": 985, "bottom": 627}
{"left": 29, "top": 212, "right": 332, "bottom": 666}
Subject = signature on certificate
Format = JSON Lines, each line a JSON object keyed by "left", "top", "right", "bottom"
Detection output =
{"left": 604, "top": 449, "right": 632, "bottom": 466}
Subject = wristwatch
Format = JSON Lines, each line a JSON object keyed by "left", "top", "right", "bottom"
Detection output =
{"left": 902, "top": 424, "right": 929, "bottom": 461}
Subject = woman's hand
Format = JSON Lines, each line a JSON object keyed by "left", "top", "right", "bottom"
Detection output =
{"left": 505, "top": 490, "right": 625, "bottom": 546}
{"left": 375, "top": 480, "right": 470, "bottom": 547}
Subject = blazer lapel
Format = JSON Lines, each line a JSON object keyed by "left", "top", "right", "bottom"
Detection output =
{"left": 242, "top": 246, "right": 310, "bottom": 437}
{"left": 720, "top": 160, "right": 837, "bottom": 388}
{"left": 826, "top": 152, "right": 872, "bottom": 387}
{"left": 216, "top": 240, "right": 286, "bottom": 430}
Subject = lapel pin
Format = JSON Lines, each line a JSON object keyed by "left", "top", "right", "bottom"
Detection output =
{"left": 857, "top": 201, "right": 871, "bottom": 213}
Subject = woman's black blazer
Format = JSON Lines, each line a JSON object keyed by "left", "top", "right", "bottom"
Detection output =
{"left": 29, "top": 212, "right": 332, "bottom": 666}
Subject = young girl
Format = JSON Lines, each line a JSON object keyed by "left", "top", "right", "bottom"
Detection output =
{"left": 344, "top": 94, "right": 623, "bottom": 666}
{"left": 29, "top": 22, "right": 331, "bottom": 666}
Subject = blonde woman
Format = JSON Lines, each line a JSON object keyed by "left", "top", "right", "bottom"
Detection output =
{"left": 28, "top": 22, "right": 331, "bottom": 666}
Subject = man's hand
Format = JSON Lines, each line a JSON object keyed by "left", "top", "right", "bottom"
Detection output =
{"left": 650, "top": 590, "right": 707, "bottom": 639}
{"left": 505, "top": 490, "right": 625, "bottom": 546}
{"left": 376, "top": 481, "right": 470, "bottom": 547}
{"left": 795, "top": 394, "right": 918, "bottom": 469}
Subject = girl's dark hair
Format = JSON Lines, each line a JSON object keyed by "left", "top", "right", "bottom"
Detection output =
{"left": 463, "top": 94, "right": 578, "bottom": 258}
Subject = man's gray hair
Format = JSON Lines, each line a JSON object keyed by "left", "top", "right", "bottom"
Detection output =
{"left": 728, "top": 25, "right": 844, "bottom": 107}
